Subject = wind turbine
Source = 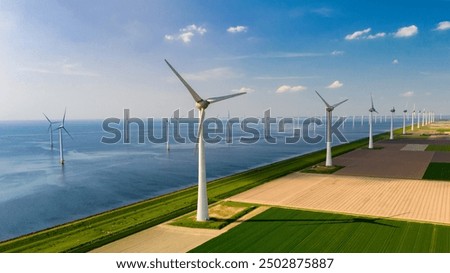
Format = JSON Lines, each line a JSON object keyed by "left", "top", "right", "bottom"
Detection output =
{"left": 390, "top": 107, "right": 395, "bottom": 140}
{"left": 368, "top": 94, "right": 378, "bottom": 149}
{"left": 43, "top": 113, "right": 58, "bottom": 149}
{"left": 165, "top": 59, "right": 246, "bottom": 221}
{"left": 165, "top": 117, "right": 170, "bottom": 151}
{"left": 315, "top": 91, "right": 348, "bottom": 166}
{"left": 55, "top": 108, "right": 73, "bottom": 165}
{"left": 411, "top": 104, "right": 415, "bottom": 131}
{"left": 402, "top": 104, "right": 407, "bottom": 135}
{"left": 417, "top": 110, "right": 421, "bottom": 129}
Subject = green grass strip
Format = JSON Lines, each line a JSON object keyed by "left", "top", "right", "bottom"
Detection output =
{"left": 190, "top": 207, "right": 450, "bottom": 253}
{"left": 423, "top": 162, "right": 450, "bottom": 181}
{"left": 425, "top": 145, "right": 450, "bottom": 152}
{"left": 0, "top": 131, "right": 393, "bottom": 253}
{"left": 170, "top": 201, "right": 257, "bottom": 229}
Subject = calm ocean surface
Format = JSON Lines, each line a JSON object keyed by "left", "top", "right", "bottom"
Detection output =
{"left": 0, "top": 116, "right": 406, "bottom": 241}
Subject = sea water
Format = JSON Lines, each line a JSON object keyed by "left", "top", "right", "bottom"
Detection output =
{"left": 0, "top": 117, "right": 408, "bottom": 241}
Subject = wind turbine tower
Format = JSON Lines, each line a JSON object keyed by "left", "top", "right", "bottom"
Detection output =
{"left": 390, "top": 107, "right": 395, "bottom": 140}
{"left": 417, "top": 110, "right": 421, "bottom": 129}
{"left": 165, "top": 59, "right": 246, "bottom": 221}
{"left": 411, "top": 105, "right": 416, "bottom": 131}
{"left": 56, "top": 109, "right": 73, "bottom": 165}
{"left": 315, "top": 91, "right": 348, "bottom": 167}
{"left": 402, "top": 106, "right": 407, "bottom": 135}
{"left": 43, "top": 113, "right": 58, "bottom": 149}
{"left": 368, "top": 94, "right": 378, "bottom": 149}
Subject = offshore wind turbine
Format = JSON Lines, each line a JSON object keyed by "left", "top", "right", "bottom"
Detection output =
{"left": 165, "top": 59, "right": 246, "bottom": 221}
{"left": 315, "top": 91, "right": 348, "bottom": 166}
{"left": 55, "top": 109, "right": 73, "bottom": 165}
{"left": 43, "top": 113, "right": 58, "bottom": 149}
{"left": 390, "top": 107, "right": 395, "bottom": 140}
{"left": 165, "top": 117, "right": 170, "bottom": 151}
{"left": 368, "top": 94, "right": 378, "bottom": 149}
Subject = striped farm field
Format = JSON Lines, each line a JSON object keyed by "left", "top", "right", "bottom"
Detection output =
{"left": 190, "top": 207, "right": 450, "bottom": 253}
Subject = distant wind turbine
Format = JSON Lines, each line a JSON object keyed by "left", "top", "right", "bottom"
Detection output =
{"left": 55, "top": 108, "right": 73, "bottom": 165}
{"left": 43, "top": 113, "right": 58, "bottom": 149}
{"left": 390, "top": 107, "right": 395, "bottom": 140}
{"left": 165, "top": 59, "right": 246, "bottom": 221}
{"left": 411, "top": 104, "right": 415, "bottom": 131}
{"left": 402, "top": 103, "right": 407, "bottom": 135}
{"left": 368, "top": 94, "right": 378, "bottom": 149}
{"left": 165, "top": 117, "right": 170, "bottom": 151}
{"left": 315, "top": 91, "right": 348, "bottom": 166}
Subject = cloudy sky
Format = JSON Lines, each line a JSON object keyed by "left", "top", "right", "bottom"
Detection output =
{"left": 1, "top": 0, "right": 449, "bottom": 120}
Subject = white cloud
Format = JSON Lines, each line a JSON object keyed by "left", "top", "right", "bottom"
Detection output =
{"left": 227, "top": 26, "right": 248, "bottom": 33}
{"left": 345, "top": 28, "right": 371, "bottom": 40}
{"left": 276, "top": 85, "right": 307, "bottom": 94}
{"left": 345, "top": 28, "right": 386, "bottom": 40}
{"left": 331, "top": 50, "right": 344, "bottom": 56}
{"left": 435, "top": 21, "right": 450, "bottom": 31}
{"left": 367, "top": 32, "right": 386, "bottom": 39}
{"left": 326, "top": 80, "right": 343, "bottom": 89}
{"left": 232, "top": 87, "right": 255, "bottom": 93}
{"left": 401, "top": 91, "right": 414, "bottom": 97}
{"left": 392, "top": 59, "right": 399, "bottom": 64}
{"left": 164, "top": 24, "right": 207, "bottom": 44}
{"left": 394, "top": 25, "right": 418, "bottom": 38}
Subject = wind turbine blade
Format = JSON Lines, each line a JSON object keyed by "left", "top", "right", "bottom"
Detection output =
{"left": 370, "top": 93, "right": 374, "bottom": 109}
{"left": 165, "top": 59, "right": 203, "bottom": 103}
{"left": 63, "top": 127, "right": 74, "bottom": 140}
{"left": 315, "top": 91, "right": 331, "bottom": 108}
{"left": 206, "top": 92, "right": 246, "bottom": 103}
{"left": 332, "top": 99, "right": 348, "bottom": 108}
{"left": 43, "top": 113, "right": 52, "bottom": 123}
{"left": 62, "top": 108, "right": 67, "bottom": 125}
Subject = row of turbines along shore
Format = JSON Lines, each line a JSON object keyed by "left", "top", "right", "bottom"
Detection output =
{"left": 42, "top": 59, "right": 439, "bottom": 222}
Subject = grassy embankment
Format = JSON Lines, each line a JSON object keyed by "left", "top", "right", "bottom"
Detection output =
{"left": 0, "top": 129, "right": 398, "bottom": 253}
{"left": 190, "top": 207, "right": 450, "bottom": 253}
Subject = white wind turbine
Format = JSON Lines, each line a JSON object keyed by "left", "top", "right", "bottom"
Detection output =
{"left": 417, "top": 109, "right": 421, "bottom": 129}
{"left": 43, "top": 113, "right": 58, "bottom": 149}
{"left": 315, "top": 91, "right": 348, "bottom": 167}
{"left": 368, "top": 94, "right": 378, "bottom": 149}
{"left": 402, "top": 104, "right": 407, "bottom": 135}
{"left": 55, "top": 108, "right": 73, "bottom": 165}
{"left": 165, "top": 59, "right": 246, "bottom": 221}
{"left": 411, "top": 104, "right": 415, "bottom": 131}
{"left": 390, "top": 106, "right": 395, "bottom": 140}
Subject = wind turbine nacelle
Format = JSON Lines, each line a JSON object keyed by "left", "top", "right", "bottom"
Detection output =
{"left": 196, "top": 100, "right": 210, "bottom": 110}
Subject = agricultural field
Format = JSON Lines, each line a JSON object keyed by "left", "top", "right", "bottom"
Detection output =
{"left": 425, "top": 145, "right": 450, "bottom": 152}
{"left": 423, "top": 162, "right": 450, "bottom": 181}
{"left": 190, "top": 207, "right": 450, "bottom": 253}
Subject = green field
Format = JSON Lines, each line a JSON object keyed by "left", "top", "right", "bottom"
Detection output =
{"left": 425, "top": 145, "right": 450, "bottom": 152}
{"left": 190, "top": 207, "right": 450, "bottom": 253}
{"left": 423, "top": 162, "right": 450, "bottom": 181}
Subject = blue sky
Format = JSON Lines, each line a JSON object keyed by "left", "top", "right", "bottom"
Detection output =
{"left": 1, "top": 0, "right": 449, "bottom": 120}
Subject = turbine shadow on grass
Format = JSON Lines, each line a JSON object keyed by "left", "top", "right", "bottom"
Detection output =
{"left": 237, "top": 212, "right": 412, "bottom": 229}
